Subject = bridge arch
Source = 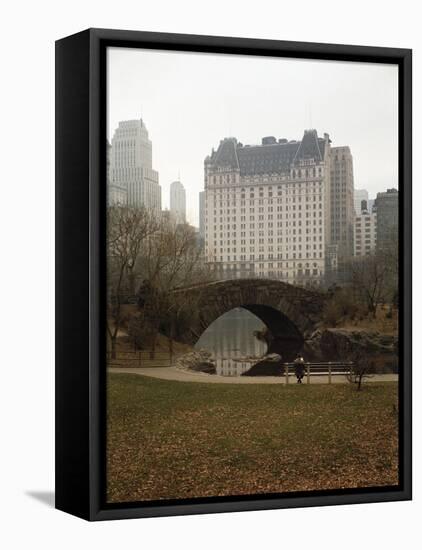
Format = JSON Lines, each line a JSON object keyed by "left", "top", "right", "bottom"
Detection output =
{"left": 170, "top": 279, "right": 324, "bottom": 361}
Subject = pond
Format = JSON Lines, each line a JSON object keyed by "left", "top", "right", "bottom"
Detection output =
{"left": 195, "top": 307, "right": 267, "bottom": 376}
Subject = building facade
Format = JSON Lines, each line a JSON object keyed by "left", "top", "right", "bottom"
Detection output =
{"left": 198, "top": 191, "right": 205, "bottom": 248}
{"left": 170, "top": 180, "right": 186, "bottom": 224}
{"left": 354, "top": 208, "right": 377, "bottom": 256}
{"left": 109, "top": 119, "right": 161, "bottom": 212}
{"left": 107, "top": 141, "right": 127, "bottom": 206}
{"left": 203, "top": 130, "right": 347, "bottom": 286}
{"left": 374, "top": 188, "right": 399, "bottom": 251}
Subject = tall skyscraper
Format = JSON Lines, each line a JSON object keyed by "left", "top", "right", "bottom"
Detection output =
{"left": 109, "top": 119, "right": 161, "bottom": 212}
{"left": 374, "top": 188, "right": 399, "bottom": 250}
{"left": 170, "top": 180, "right": 186, "bottom": 224}
{"left": 354, "top": 189, "right": 369, "bottom": 214}
{"left": 329, "top": 146, "right": 355, "bottom": 260}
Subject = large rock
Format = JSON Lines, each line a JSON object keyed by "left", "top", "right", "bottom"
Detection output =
{"left": 303, "top": 328, "right": 398, "bottom": 373}
{"left": 175, "top": 350, "right": 216, "bottom": 374}
{"left": 242, "top": 353, "right": 283, "bottom": 376}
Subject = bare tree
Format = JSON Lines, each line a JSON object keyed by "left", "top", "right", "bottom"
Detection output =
{"left": 140, "top": 222, "right": 206, "bottom": 287}
{"left": 350, "top": 254, "right": 391, "bottom": 318}
{"left": 107, "top": 209, "right": 216, "bottom": 356}
{"left": 165, "top": 287, "right": 207, "bottom": 356}
{"left": 380, "top": 228, "right": 399, "bottom": 304}
{"left": 106, "top": 206, "right": 159, "bottom": 358}
{"left": 133, "top": 219, "right": 215, "bottom": 354}
{"left": 349, "top": 226, "right": 398, "bottom": 319}
{"left": 346, "top": 349, "right": 378, "bottom": 391}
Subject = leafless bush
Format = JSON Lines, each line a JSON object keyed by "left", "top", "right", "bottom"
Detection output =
{"left": 346, "top": 349, "right": 379, "bottom": 391}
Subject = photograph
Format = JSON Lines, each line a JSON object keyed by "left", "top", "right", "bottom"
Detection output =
{"left": 105, "top": 45, "right": 400, "bottom": 505}
{"left": 1, "top": 0, "right": 418, "bottom": 545}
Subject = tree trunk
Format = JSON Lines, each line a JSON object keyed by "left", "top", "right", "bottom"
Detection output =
{"left": 128, "top": 267, "right": 136, "bottom": 297}
{"left": 169, "top": 321, "right": 174, "bottom": 365}
{"left": 150, "top": 330, "right": 157, "bottom": 359}
{"left": 111, "top": 337, "right": 117, "bottom": 360}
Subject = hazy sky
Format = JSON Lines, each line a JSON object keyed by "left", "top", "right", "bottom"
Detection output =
{"left": 107, "top": 47, "right": 398, "bottom": 226}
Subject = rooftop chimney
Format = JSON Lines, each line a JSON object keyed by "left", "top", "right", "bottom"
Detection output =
{"left": 262, "top": 136, "right": 277, "bottom": 145}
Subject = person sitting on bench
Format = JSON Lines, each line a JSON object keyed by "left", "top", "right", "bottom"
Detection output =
{"left": 294, "top": 354, "right": 305, "bottom": 384}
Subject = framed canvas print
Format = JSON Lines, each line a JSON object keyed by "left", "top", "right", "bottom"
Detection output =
{"left": 55, "top": 28, "right": 412, "bottom": 521}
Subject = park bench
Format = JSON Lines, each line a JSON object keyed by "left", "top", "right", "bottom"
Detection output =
{"left": 283, "top": 361, "right": 354, "bottom": 384}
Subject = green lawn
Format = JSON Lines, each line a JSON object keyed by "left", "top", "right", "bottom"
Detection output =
{"left": 107, "top": 373, "right": 399, "bottom": 503}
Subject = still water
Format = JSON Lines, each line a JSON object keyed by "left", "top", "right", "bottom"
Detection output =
{"left": 195, "top": 308, "right": 267, "bottom": 376}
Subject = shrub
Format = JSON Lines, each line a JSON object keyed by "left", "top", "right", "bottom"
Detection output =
{"left": 323, "top": 288, "right": 367, "bottom": 326}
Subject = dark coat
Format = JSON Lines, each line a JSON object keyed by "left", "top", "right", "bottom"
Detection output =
{"left": 294, "top": 358, "right": 305, "bottom": 377}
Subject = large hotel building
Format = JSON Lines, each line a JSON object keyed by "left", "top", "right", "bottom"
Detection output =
{"left": 203, "top": 130, "right": 354, "bottom": 286}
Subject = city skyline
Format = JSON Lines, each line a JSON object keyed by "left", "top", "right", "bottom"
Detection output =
{"left": 107, "top": 47, "right": 398, "bottom": 226}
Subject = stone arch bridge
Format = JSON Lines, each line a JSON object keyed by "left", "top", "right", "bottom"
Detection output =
{"left": 169, "top": 279, "right": 325, "bottom": 360}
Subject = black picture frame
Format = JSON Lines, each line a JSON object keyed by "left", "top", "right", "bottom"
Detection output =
{"left": 55, "top": 28, "right": 412, "bottom": 521}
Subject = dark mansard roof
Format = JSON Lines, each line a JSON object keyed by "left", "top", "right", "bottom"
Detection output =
{"left": 211, "top": 137, "right": 240, "bottom": 170}
{"left": 207, "top": 130, "right": 327, "bottom": 175}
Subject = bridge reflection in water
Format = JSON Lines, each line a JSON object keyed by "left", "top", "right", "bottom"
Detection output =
{"left": 195, "top": 308, "right": 267, "bottom": 376}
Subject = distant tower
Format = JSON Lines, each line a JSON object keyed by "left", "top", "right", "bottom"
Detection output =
{"left": 170, "top": 180, "right": 186, "bottom": 224}
{"left": 110, "top": 119, "right": 161, "bottom": 212}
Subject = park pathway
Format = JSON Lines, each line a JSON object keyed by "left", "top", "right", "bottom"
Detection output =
{"left": 108, "top": 366, "right": 398, "bottom": 385}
